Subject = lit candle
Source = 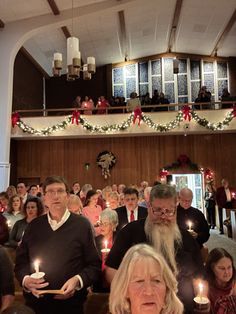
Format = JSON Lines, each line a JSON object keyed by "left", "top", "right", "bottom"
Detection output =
{"left": 31, "top": 259, "right": 45, "bottom": 279}
{"left": 188, "top": 220, "right": 192, "bottom": 231}
{"left": 34, "top": 260, "right": 40, "bottom": 274}
{"left": 194, "top": 281, "right": 209, "bottom": 307}
{"left": 84, "top": 102, "right": 87, "bottom": 108}
{"left": 7, "top": 220, "right": 11, "bottom": 228}
{"left": 106, "top": 201, "right": 110, "bottom": 208}
{"left": 101, "top": 240, "right": 110, "bottom": 253}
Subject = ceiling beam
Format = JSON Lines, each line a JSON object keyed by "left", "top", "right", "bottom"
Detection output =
{"left": 61, "top": 26, "right": 71, "bottom": 39}
{"left": 47, "top": 0, "right": 60, "bottom": 15}
{"left": 20, "top": 47, "right": 50, "bottom": 79}
{"left": 211, "top": 9, "right": 236, "bottom": 57}
{"left": 167, "top": 0, "right": 183, "bottom": 52}
{"left": 0, "top": 19, "right": 5, "bottom": 28}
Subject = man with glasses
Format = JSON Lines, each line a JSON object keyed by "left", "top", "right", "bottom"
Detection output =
{"left": 15, "top": 176, "right": 101, "bottom": 314}
{"left": 177, "top": 187, "right": 210, "bottom": 248}
{"left": 105, "top": 184, "right": 204, "bottom": 314}
{"left": 115, "top": 187, "right": 147, "bottom": 231}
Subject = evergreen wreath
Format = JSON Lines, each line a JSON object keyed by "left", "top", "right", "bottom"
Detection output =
{"left": 96, "top": 151, "right": 116, "bottom": 179}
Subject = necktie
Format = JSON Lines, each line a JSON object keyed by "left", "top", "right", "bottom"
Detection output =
{"left": 130, "top": 210, "right": 134, "bottom": 222}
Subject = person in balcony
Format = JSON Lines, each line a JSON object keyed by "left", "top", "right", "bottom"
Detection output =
{"left": 220, "top": 88, "right": 232, "bottom": 109}
{"left": 126, "top": 92, "right": 141, "bottom": 112}
{"left": 194, "top": 86, "right": 211, "bottom": 110}
{"left": 81, "top": 95, "right": 94, "bottom": 115}
{"left": 96, "top": 96, "right": 110, "bottom": 114}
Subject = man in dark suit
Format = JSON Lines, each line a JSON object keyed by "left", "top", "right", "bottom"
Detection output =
{"left": 115, "top": 187, "right": 147, "bottom": 231}
{"left": 216, "top": 178, "right": 234, "bottom": 234}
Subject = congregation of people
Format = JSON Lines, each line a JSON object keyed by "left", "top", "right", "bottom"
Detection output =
{"left": 0, "top": 177, "right": 236, "bottom": 314}
{"left": 69, "top": 86, "right": 235, "bottom": 116}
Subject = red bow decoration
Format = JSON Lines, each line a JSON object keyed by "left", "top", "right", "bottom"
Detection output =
{"left": 71, "top": 110, "right": 80, "bottom": 125}
{"left": 133, "top": 107, "right": 142, "bottom": 126}
{"left": 11, "top": 112, "right": 20, "bottom": 128}
{"left": 232, "top": 105, "right": 236, "bottom": 118}
{"left": 182, "top": 105, "right": 191, "bottom": 121}
{"left": 204, "top": 168, "right": 214, "bottom": 182}
{"left": 159, "top": 169, "right": 169, "bottom": 178}
{"left": 177, "top": 154, "right": 190, "bottom": 166}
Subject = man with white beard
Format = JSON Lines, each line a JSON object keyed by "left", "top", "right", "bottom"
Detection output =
{"left": 105, "top": 184, "right": 204, "bottom": 313}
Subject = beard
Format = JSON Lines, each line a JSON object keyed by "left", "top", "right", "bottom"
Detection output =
{"left": 144, "top": 217, "right": 182, "bottom": 276}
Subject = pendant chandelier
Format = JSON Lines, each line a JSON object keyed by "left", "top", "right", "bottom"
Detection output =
{"left": 52, "top": 1, "right": 95, "bottom": 81}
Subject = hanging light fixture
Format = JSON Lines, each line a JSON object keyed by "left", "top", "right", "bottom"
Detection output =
{"left": 52, "top": 0, "right": 95, "bottom": 80}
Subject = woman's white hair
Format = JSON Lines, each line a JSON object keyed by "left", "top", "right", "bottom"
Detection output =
{"left": 100, "top": 208, "right": 118, "bottom": 229}
{"left": 109, "top": 244, "right": 183, "bottom": 314}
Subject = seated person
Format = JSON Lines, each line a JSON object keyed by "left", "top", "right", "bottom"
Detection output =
{"left": 109, "top": 243, "right": 184, "bottom": 314}
{"left": 195, "top": 86, "right": 211, "bottom": 109}
{"left": 67, "top": 194, "right": 83, "bottom": 215}
{"left": 7, "top": 197, "right": 44, "bottom": 248}
{"left": 205, "top": 248, "right": 236, "bottom": 312}
{"left": 0, "top": 246, "right": 15, "bottom": 312}
{"left": 94, "top": 209, "right": 118, "bottom": 292}
{"left": 221, "top": 88, "right": 233, "bottom": 109}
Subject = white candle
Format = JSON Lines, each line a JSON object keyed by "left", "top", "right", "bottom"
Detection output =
{"left": 188, "top": 220, "right": 192, "bottom": 231}
{"left": 34, "top": 260, "right": 40, "bottom": 274}
{"left": 101, "top": 240, "right": 110, "bottom": 253}
{"left": 198, "top": 282, "right": 203, "bottom": 300}
{"left": 7, "top": 220, "right": 11, "bottom": 228}
{"left": 106, "top": 201, "right": 110, "bottom": 208}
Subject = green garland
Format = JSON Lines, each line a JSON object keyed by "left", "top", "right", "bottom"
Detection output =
{"left": 14, "top": 109, "right": 235, "bottom": 136}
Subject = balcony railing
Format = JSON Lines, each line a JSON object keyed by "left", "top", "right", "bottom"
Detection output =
{"left": 14, "top": 101, "right": 235, "bottom": 117}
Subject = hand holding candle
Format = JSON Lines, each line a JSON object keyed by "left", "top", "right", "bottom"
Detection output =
{"left": 188, "top": 220, "right": 193, "bottom": 231}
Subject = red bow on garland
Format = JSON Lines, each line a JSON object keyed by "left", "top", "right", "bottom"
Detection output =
{"left": 71, "top": 110, "right": 80, "bottom": 125}
{"left": 232, "top": 105, "right": 236, "bottom": 118}
{"left": 159, "top": 169, "right": 169, "bottom": 178}
{"left": 133, "top": 107, "right": 142, "bottom": 126}
{"left": 11, "top": 112, "right": 20, "bottom": 128}
{"left": 182, "top": 105, "right": 191, "bottom": 121}
{"left": 204, "top": 168, "right": 214, "bottom": 182}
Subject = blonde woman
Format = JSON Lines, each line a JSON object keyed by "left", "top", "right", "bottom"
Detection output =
{"left": 109, "top": 244, "right": 183, "bottom": 314}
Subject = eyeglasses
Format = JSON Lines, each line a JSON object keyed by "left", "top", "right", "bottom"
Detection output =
{"left": 151, "top": 206, "right": 176, "bottom": 217}
{"left": 45, "top": 189, "right": 67, "bottom": 197}
{"left": 100, "top": 222, "right": 110, "bottom": 227}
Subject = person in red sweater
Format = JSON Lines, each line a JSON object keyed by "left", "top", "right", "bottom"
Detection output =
{"left": 205, "top": 248, "right": 236, "bottom": 313}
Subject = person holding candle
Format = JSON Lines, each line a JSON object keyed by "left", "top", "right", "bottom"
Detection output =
{"left": 15, "top": 175, "right": 101, "bottom": 314}
{"left": 94, "top": 209, "right": 118, "bottom": 292}
{"left": 177, "top": 188, "right": 210, "bottom": 249}
{"left": 82, "top": 190, "right": 103, "bottom": 236}
{"left": 109, "top": 243, "right": 184, "bottom": 314}
{"left": 3, "top": 195, "right": 24, "bottom": 230}
{"left": 205, "top": 248, "right": 236, "bottom": 313}
{"left": 106, "top": 184, "right": 204, "bottom": 313}
{"left": 81, "top": 96, "right": 94, "bottom": 115}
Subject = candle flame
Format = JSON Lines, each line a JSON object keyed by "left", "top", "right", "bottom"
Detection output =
{"left": 104, "top": 240, "right": 108, "bottom": 249}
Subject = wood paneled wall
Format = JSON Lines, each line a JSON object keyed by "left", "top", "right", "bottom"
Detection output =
{"left": 10, "top": 133, "right": 236, "bottom": 189}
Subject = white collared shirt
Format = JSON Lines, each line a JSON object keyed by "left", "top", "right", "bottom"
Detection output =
{"left": 47, "top": 209, "right": 70, "bottom": 231}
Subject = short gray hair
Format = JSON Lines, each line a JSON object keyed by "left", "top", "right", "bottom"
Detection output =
{"left": 100, "top": 209, "right": 118, "bottom": 229}
{"left": 150, "top": 184, "right": 177, "bottom": 203}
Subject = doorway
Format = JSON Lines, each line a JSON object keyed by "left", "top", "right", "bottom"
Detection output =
{"left": 170, "top": 173, "right": 204, "bottom": 211}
